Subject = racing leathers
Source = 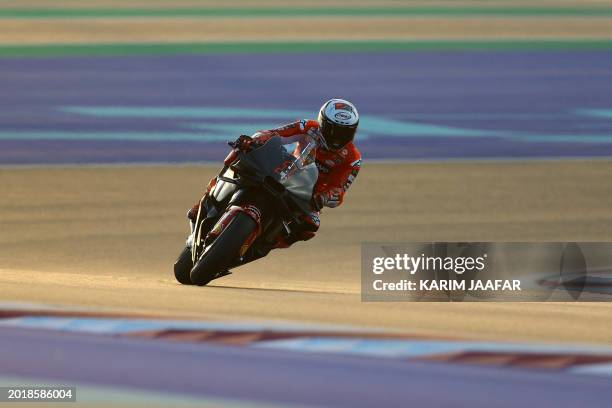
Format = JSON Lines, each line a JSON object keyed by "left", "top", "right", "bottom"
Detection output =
{"left": 188, "top": 119, "right": 362, "bottom": 248}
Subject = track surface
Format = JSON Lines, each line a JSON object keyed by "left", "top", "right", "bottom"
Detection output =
{"left": 2, "top": 325, "right": 612, "bottom": 408}
{"left": 2, "top": 162, "right": 612, "bottom": 344}
{"left": 2, "top": 19, "right": 612, "bottom": 406}
{"left": 1, "top": 50, "right": 612, "bottom": 164}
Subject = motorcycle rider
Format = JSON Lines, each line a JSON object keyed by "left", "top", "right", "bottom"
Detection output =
{"left": 188, "top": 98, "right": 362, "bottom": 252}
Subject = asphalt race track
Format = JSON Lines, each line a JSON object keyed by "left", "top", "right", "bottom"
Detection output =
{"left": 2, "top": 48, "right": 612, "bottom": 406}
{"left": 2, "top": 323, "right": 612, "bottom": 408}
{"left": 1, "top": 50, "right": 612, "bottom": 164}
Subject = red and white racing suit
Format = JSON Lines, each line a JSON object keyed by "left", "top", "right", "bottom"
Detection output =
{"left": 189, "top": 119, "right": 361, "bottom": 247}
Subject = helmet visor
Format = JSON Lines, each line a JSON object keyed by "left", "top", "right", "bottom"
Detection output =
{"left": 320, "top": 117, "right": 357, "bottom": 150}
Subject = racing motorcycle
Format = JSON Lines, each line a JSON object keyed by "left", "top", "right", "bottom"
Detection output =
{"left": 174, "top": 133, "right": 319, "bottom": 286}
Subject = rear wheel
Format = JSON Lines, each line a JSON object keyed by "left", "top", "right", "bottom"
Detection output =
{"left": 190, "top": 212, "right": 257, "bottom": 286}
{"left": 174, "top": 246, "right": 194, "bottom": 285}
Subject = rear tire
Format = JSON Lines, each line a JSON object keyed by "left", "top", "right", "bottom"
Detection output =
{"left": 174, "top": 246, "right": 194, "bottom": 285}
{"left": 190, "top": 212, "right": 257, "bottom": 286}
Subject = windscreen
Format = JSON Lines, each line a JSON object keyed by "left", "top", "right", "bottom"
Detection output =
{"left": 275, "top": 134, "right": 317, "bottom": 180}
{"left": 235, "top": 134, "right": 319, "bottom": 210}
{"left": 276, "top": 134, "right": 319, "bottom": 204}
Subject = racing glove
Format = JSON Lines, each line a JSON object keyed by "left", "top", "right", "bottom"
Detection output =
{"left": 314, "top": 188, "right": 342, "bottom": 209}
{"left": 228, "top": 134, "right": 254, "bottom": 151}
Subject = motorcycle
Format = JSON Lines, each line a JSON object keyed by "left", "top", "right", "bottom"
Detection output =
{"left": 174, "top": 133, "right": 319, "bottom": 286}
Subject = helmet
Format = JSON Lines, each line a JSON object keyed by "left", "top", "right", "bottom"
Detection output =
{"left": 317, "top": 99, "right": 359, "bottom": 151}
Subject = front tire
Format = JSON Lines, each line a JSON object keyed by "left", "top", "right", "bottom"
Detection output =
{"left": 174, "top": 246, "right": 194, "bottom": 284}
{"left": 190, "top": 212, "right": 257, "bottom": 286}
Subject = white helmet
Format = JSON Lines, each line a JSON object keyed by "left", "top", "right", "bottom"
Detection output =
{"left": 317, "top": 99, "right": 359, "bottom": 150}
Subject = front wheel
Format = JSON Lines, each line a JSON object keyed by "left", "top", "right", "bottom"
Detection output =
{"left": 190, "top": 212, "right": 257, "bottom": 286}
{"left": 174, "top": 246, "right": 194, "bottom": 284}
